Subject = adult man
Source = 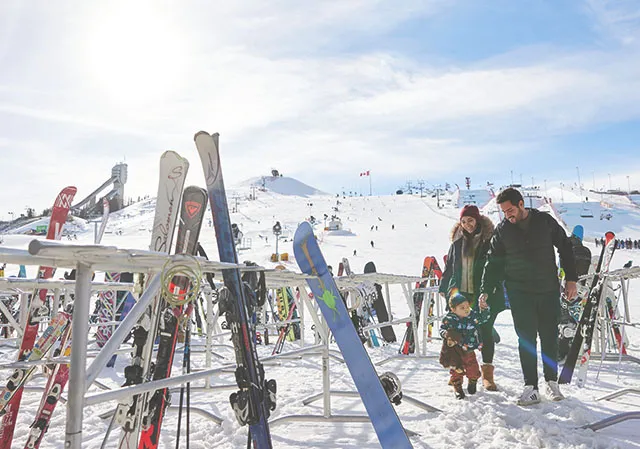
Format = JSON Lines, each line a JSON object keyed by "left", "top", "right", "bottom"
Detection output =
{"left": 479, "top": 188, "right": 577, "bottom": 405}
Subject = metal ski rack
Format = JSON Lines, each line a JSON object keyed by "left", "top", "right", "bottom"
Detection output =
{"left": 269, "top": 278, "right": 441, "bottom": 437}
{"left": 0, "top": 241, "right": 274, "bottom": 449}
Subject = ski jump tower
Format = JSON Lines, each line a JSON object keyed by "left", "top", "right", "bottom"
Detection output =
{"left": 111, "top": 162, "right": 127, "bottom": 210}
{"left": 72, "top": 162, "right": 128, "bottom": 216}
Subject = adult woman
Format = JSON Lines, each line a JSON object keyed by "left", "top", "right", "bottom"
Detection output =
{"left": 439, "top": 205, "right": 506, "bottom": 391}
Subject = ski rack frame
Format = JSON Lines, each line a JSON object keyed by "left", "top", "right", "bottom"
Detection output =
{"left": 377, "top": 282, "right": 444, "bottom": 365}
{"left": 587, "top": 267, "right": 640, "bottom": 385}
{"left": 0, "top": 241, "right": 311, "bottom": 449}
{"left": 333, "top": 272, "right": 428, "bottom": 358}
{"left": 0, "top": 278, "right": 135, "bottom": 342}
{"left": 268, "top": 277, "right": 441, "bottom": 439}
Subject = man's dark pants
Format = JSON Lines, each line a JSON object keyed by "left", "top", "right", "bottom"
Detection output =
{"left": 508, "top": 290, "right": 561, "bottom": 388}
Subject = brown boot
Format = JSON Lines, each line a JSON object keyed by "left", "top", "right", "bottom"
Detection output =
{"left": 481, "top": 364, "right": 498, "bottom": 391}
{"left": 452, "top": 380, "right": 465, "bottom": 399}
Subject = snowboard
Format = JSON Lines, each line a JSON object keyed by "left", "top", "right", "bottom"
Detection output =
{"left": 294, "top": 222, "right": 412, "bottom": 449}
{"left": 364, "top": 262, "right": 396, "bottom": 343}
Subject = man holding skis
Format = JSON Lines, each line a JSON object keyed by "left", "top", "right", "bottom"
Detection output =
{"left": 479, "top": 187, "right": 577, "bottom": 405}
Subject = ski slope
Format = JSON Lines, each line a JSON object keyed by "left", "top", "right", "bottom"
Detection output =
{"left": 0, "top": 179, "right": 639, "bottom": 449}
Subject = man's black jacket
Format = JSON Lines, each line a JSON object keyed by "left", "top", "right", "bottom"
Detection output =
{"left": 480, "top": 209, "right": 577, "bottom": 295}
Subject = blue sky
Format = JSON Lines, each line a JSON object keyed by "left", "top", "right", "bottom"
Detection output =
{"left": 1, "top": 0, "right": 640, "bottom": 216}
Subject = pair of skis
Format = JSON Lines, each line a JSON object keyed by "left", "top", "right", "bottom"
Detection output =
{"left": 399, "top": 256, "right": 442, "bottom": 355}
{"left": 194, "top": 131, "right": 275, "bottom": 448}
{"left": 559, "top": 231, "right": 616, "bottom": 385}
{"left": 137, "top": 186, "right": 207, "bottom": 449}
{"left": 115, "top": 150, "right": 190, "bottom": 448}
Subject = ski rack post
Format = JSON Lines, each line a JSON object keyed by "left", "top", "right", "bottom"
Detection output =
{"left": 66, "top": 261, "right": 92, "bottom": 448}
{"left": 421, "top": 275, "right": 443, "bottom": 357}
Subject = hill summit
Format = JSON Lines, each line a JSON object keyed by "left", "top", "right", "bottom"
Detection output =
{"left": 238, "top": 175, "right": 328, "bottom": 197}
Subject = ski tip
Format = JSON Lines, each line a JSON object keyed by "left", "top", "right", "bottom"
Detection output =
{"left": 193, "top": 131, "right": 221, "bottom": 142}
{"left": 194, "top": 130, "right": 210, "bottom": 141}
{"left": 294, "top": 221, "right": 313, "bottom": 241}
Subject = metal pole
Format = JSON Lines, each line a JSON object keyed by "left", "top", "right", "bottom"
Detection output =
{"left": 19, "top": 291, "right": 28, "bottom": 329}
{"left": 65, "top": 262, "right": 93, "bottom": 449}
{"left": 295, "top": 286, "right": 305, "bottom": 347}
{"left": 576, "top": 166, "right": 583, "bottom": 199}
{"left": 322, "top": 343, "right": 331, "bottom": 417}
{"left": 52, "top": 288, "right": 61, "bottom": 315}
{"left": 205, "top": 289, "right": 213, "bottom": 388}
{"left": 384, "top": 282, "right": 392, "bottom": 319}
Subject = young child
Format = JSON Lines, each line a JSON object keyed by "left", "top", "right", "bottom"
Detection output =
{"left": 440, "top": 293, "right": 491, "bottom": 399}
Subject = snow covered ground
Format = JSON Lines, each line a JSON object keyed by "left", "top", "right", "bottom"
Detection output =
{"left": 1, "top": 180, "right": 639, "bottom": 448}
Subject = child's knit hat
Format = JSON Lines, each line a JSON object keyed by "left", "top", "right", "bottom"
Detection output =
{"left": 449, "top": 293, "right": 469, "bottom": 309}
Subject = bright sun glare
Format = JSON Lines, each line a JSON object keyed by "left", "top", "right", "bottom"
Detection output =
{"left": 84, "top": 3, "right": 187, "bottom": 109}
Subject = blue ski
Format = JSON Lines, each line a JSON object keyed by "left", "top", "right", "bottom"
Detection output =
{"left": 294, "top": 221, "right": 413, "bottom": 449}
{"left": 194, "top": 131, "right": 274, "bottom": 449}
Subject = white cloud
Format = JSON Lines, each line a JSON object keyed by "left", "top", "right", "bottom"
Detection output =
{"left": 1, "top": 1, "right": 640, "bottom": 214}
{"left": 585, "top": 0, "right": 640, "bottom": 45}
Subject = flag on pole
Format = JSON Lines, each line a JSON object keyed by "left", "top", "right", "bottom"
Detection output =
{"left": 359, "top": 170, "right": 370, "bottom": 177}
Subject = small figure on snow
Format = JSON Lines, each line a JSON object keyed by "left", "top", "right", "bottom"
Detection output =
{"left": 370, "top": 240, "right": 374, "bottom": 248}
{"left": 353, "top": 249, "right": 357, "bottom": 256}
{"left": 439, "top": 294, "right": 490, "bottom": 399}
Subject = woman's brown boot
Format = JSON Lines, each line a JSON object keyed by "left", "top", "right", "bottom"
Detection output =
{"left": 481, "top": 364, "right": 498, "bottom": 391}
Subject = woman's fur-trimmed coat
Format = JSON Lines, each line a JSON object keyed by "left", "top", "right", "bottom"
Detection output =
{"left": 440, "top": 215, "right": 506, "bottom": 313}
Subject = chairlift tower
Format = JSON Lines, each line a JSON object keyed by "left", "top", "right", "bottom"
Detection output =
{"left": 273, "top": 221, "right": 282, "bottom": 259}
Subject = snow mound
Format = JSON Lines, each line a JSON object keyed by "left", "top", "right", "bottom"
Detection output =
{"left": 238, "top": 176, "right": 328, "bottom": 197}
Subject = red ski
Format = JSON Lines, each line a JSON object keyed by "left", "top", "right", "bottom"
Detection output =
{"left": 399, "top": 256, "right": 442, "bottom": 354}
{"left": 0, "top": 186, "right": 76, "bottom": 449}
